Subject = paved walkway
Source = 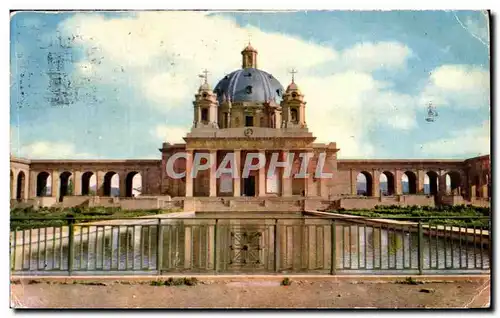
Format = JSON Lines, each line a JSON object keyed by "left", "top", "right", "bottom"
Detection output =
{"left": 10, "top": 278, "right": 490, "bottom": 309}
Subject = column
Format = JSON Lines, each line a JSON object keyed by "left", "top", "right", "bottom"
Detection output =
{"left": 209, "top": 150, "right": 217, "bottom": 197}
{"left": 417, "top": 170, "right": 426, "bottom": 194}
{"left": 319, "top": 178, "right": 325, "bottom": 198}
{"left": 96, "top": 171, "right": 105, "bottom": 196}
{"left": 350, "top": 169, "right": 357, "bottom": 195}
{"left": 372, "top": 170, "right": 380, "bottom": 197}
{"left": 258, "top": 150, "right": 266, "bottom": 197}
{"left": 438, "top": 172, "right": 447, "bottom": 195}
{"left": 185, "top": 150, "right": 193, "bottom": 197}
{"left": 51, "top": 170, "right": 60, "bottom": 199}
{"left": 29, "top": 170, "right": 37, "bottom": 198}
{"left": 303, "top": 175, "right": 309, "bottom": 197}
{"left": 233, "top": 149, "right": 241, "bottom": 197}
{"left": 481, "top": 182, "right": 488, "bottom": 199}
{"left": 73, "top": 171, "right": 82, "bottom": 196}
{"left": 119, "top": 172, "right": 127, "bottom": 197}
{"left": 11, "top": 169, "right": 18, "bottom": 200}
{"left": 395, "top": 170, "right": 403, "bottom": 195}
{"left": 141, "top": 169, "right": 147, "bottom": 195}
{"left": 23, "top": 170, "right": 29, "bottom": 200}
{"left": 282, "top": 150, "right": 292, "bottom": 197}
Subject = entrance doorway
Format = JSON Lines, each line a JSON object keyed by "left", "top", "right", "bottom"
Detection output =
{"left": 243, "top": 176, "right": 256, "bottom": 196}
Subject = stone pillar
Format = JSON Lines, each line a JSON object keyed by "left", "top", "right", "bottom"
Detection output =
{"left": 350, "top": 169, "right": 357, "bottom": 195}
{"left": 303, "top": 175, "right": 309, "bottom": 197}
{"left": 438, "top": 173, "right": 447, "bottom": 195}
{"left": 372, "top": 170, "right": 380, "bottom": 198}
{"left": 185, "top": 150, "right": 193, "bottom": 197}
{"left": 23, "top": 171, "right": 29, "bottom": 200}
{"left": 29, "top": 170, "right": 37, "bottom": 198}
{"left": 258, "top": 150, "right": 266, "bottom": 197}
{"left": 96, "top": 171, "right": 106, "bottom": 196}
{"left": 209, "top": 150, "right": 217, "bottom": 197}
{"left": 11, "top": 170, "right": 18, "bottom": 200}
{"left": 119, "top": 172, "right": 127, "bottom": 197}
{"left": 395, "top": 170, "right": 403, "bottom": 195}
{"left": 471, "top": 185, "right": 477, "bottom": 199}
{"left": 417, "top": 170, "right": 426, "bottom": 194}
{"left": 73, "top": 171, "right": 82, "bottom": 196}
{"left": 319, "top": 177, "right": 326, "bottom": 198}
{"left": 233, "top": 149, "right": 241, "bottom": 197}
{"left": 481, "top": 184, "right": 488, "bottom": 199}
{"left": 51, "top": 170, "right": 60, "bottom": 199}
{"left": 282, "top": 150, "right": 292, "bottom": 197}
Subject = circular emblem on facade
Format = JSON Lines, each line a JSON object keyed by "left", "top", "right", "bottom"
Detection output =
{"left": 244, "top": 128, "right": 253, "bottom": 137}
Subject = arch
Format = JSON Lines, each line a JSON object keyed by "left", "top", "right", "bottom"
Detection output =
{"left": 36, "top": 171, "right": 51, "bottom": 197}
{"left": 58, "top": 171, "right": 73, "bottom": 202}
{"left": 103, "top": 171, "right": 119, "bottom": 197}
{"left": 125, "top": 171, "right": 142, "bottom": 197}
{"left": 445, "top": 170, "right": 461, "bottom": 195}
{"left": 402, "top": 171, "right": 417, "bottom": 194}
{"left": 380, "top": 171, "right": 395, "bottom": 195}
{"left": 425, "top": 171, "right": 439, "bottom": 195}
{"left": 81, "top": 171, "right": 96, "bottom": 195}
{"left": 16, "top": 171, "right": 26, "bottom": 201}
{"left": 357, "top": 171, "right": 373, "bottom": 196}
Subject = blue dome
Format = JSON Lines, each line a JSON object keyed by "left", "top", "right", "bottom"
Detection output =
{"left": 214, "top": 68, "right": 284, "bottom": 104}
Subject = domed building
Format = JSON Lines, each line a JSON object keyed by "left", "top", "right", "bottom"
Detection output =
{"left": 11, "top": 43, "right": 489, "bottom": 212}
{"left": 161, "top": 43, "right": 338, "bottom": 200}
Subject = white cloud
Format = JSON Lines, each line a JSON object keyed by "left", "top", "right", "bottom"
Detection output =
{"left": 341, "top": 41, "right": 412, "bottom": 72}
{"left": 420, "top": 64, "right": 490, "bottom": 109}
{"left": 18, "top": 141, "right": 95, "bottom": 159}
{"left": 416, "top": 120, "right": 490, "bottom": 157}
{"left": 55, "top": 12, "right": 429, "bottom": 158}
{"left": 152, "top": 125, "right": 189, "bottom": 144}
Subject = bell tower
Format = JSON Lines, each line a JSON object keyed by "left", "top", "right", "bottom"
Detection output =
{"left": 193, "top": 69, "right": 219, "bottom": 128}
{"left": 281, "top": 69, "right": 307, "bottom": 128}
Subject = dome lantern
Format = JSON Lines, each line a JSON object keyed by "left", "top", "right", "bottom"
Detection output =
{"left": 241, "top": 42, "right": 258, "bottom": 69}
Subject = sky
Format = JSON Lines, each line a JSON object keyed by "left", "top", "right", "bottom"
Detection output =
{"left": 10, "top": 10, "right": 490, "bottom": 160}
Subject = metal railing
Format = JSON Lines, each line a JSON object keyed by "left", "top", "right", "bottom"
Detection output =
{"left": 10, "top": 215, "right": 491, "bottom": 276}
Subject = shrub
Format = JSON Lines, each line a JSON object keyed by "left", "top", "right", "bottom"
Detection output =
{"left": 281, "top": 277, "right": 292, "bottom": 286}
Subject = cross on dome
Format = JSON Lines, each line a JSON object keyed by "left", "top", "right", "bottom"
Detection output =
{"left": 200, "top": 68, "right": 210, "bottom": 84}
{"left": 289, "top": 68, "right": 298, "bottom": 83}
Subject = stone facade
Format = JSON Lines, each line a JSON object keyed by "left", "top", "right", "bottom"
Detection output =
{"left": 9, "top": 45, "right": 491, "bottom": 210}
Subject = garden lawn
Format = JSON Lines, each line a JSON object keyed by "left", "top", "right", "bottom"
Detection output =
{"left": 10, "top": 207, "right": 181, "bottom": 231}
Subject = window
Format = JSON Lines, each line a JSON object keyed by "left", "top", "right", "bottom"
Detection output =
{"left": 292, "top": 92, "right": 297, "bottom": 98}
{"left": 276, "top": 89, "right": 281, "bottom": 96}
{"left": 202, "top": 92, "right": 208, "bottom": 98}
{"left": 201, "top": 108, "right": 208, "bottom": 122}
{"left": 246, "top": 85, "right": 253, "bottom": 94}
{"left": 291, "top": 108, "right": 298, "bottom": 123}
{"left": 245, "top": 116, "right": 254, "bottom": 127}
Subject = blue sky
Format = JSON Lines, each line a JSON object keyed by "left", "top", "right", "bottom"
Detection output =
{"left": 10, "top": 10, "right": 490, "bottom": 160}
